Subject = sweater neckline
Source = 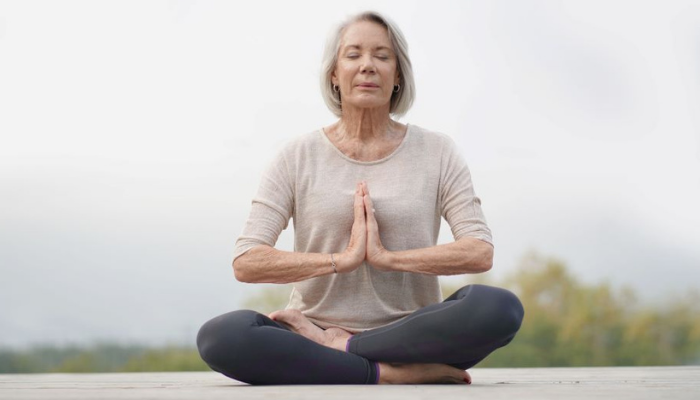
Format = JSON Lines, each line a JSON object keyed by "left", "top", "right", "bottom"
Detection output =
{"left": 318, "top": 124, "right": 413, "bottom": 165}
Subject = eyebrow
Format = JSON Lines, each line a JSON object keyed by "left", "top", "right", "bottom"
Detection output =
{"left": 343, "top": 44, "right": 393, "bottom": 52}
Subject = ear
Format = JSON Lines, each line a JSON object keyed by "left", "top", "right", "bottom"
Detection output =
{"left": 394, "top": 70, "right": 401, "bottom": 86}
{"left": 331, "top": 70, "right": 338, "bottom": 86}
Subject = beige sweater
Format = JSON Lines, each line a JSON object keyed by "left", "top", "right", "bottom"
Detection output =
{"left": 233, "top": 124, "right": 492, "bottom": 332}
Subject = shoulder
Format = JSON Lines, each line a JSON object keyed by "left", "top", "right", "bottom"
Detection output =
{"left": 258, "top": 130, "right": 323, "bottom": 185}
{"left": 262, "top": 129, "right": 324, "bottom": 167}
{"left": 407, "top": 124, "right": 460, "bottom": 155}
{"left": 408, "top": 124, "right": 454, "bottom": 142}
{"left": 274, "top": 129, "right": 324, "bottom": 158}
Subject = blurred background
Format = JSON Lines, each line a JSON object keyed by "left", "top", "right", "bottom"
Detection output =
{"left": 1, "top": 0, "right": 699, "bottom": 372}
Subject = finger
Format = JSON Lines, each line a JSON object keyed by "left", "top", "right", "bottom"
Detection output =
{"left": 361, "top": 181, "right": 376, "bottom": 215}
{"left": 354, "top": 183, "right": 366, "bottom": 221}
{"left": 363, "top": 193, "right": 375, "bottom": 220}
{"left": 361, "top": 180, "right": 371, "bottom": 197}
{"left": 363, "top": 195, "right": 380, "bottom": 241}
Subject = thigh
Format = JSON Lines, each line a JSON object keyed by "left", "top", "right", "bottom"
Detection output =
{"left": 346, "top": 284, "right": 524, "bottom": 369}
{"left": 197, "top": 309, "right": 379, "bottom": 385}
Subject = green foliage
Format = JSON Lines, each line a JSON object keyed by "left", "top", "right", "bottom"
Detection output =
{"left": 51, "top": 344, "right": 146, "bottom": 373}
{"left": 0, "top": 344, "right": 145, "bottom": 374}
{"left": 0, "top": 345, "right": 205, "bottom": 374}
{"left": 242, "top": 283, "right": 292, "bottom": 315}
{"left": 473, "top": 251, "right": 700, "bottom": 367}
{"left": 121, "top": 347, "right": 208, "bottom": 372}
{"left": 0, "top": 347, "right": 46, "bottom": 373}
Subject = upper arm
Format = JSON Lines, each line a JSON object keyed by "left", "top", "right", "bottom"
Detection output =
{"left": 438, "top": 137, "right": 493, "bottom": 246}
{"left": 233, "top": 151, "right": 295, "bottom": 263}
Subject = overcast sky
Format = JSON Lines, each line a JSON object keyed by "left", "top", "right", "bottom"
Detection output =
{"left": 1, "top": 0, "right": 699, "bottom": 347}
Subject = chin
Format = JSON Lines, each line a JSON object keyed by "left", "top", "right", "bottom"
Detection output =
{"left": 346, "top": 97, "right": 391, "bottom": 110}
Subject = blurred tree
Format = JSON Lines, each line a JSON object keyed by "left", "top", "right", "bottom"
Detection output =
{"left": 241, "top": 283, "right": 292, "bottom": 315}
{"left": 52, "top": 344, "right": 145, "bottom": 373}
{"left": 440, "top": 273, "right": 493, "bottom": 300}
{"left": 121, "top": 347, "right": 208, "bottom": 372}
{"left": 459, "top": 251, "right": 699, "bottom": 367}
{"left": 54, "top": 353, "right": 100, "bottom": 373}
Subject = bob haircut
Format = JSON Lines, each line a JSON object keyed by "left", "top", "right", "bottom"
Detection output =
{"left": 320, "top": 11, "right": 415, "bottom": 118}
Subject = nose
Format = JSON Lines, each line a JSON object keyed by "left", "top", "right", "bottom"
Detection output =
{"left": 360, "top": 55, "right": 376, "bottom": 74}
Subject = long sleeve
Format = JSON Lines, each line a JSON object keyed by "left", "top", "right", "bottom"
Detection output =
{"left": 233, "top": 150, "right": 295, "bottom": 261}
{"left": 438, "top": 136, "right": 493, "bottom": 246}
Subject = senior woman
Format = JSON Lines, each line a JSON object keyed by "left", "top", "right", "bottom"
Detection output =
{"left": 197, "top": 11, "right": 524, "bottom": 385}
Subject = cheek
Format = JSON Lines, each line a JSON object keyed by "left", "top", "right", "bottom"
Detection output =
{"left": 340, "top": 64, "right": 355, "bottom": 76}
{"left": 387, "top": 65, "right": 398, "bottom": 79}
{"left": 338, "top": 68, "right": 356, "bottom": 87}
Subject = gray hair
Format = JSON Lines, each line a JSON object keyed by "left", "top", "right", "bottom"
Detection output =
{"left": 320, "top": 11, "right": 415, "bottom": 118}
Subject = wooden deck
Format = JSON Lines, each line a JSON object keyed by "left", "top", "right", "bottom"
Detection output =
{"left": 1, "top": 366, "right": 698, "bottom": 399}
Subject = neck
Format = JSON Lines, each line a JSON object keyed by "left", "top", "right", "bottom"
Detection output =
{"left": 337, "top": 105, "right": 395, "bottom": 142}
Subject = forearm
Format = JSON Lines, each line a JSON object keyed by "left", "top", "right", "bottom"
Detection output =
{"left": 233, "top": 245, "right": 338, "bottom": 284}
{"left": 376, "top": 237, "right": 493, "bottom": 275}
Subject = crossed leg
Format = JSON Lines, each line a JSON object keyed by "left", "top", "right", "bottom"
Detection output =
{"left": 197, "top": 284, "right": 524, "bottom": 385}
{"left": 268, "top": 309, "right": 471, "bottom": 384}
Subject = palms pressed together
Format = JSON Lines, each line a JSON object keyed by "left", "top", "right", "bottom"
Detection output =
{"left": 268, "top": 181, "right": 381, "bottom": 350}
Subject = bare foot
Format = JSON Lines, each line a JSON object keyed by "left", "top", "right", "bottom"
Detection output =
{"left": 377, "top": 362, "right": 472, "bottom": 385}
{"left": 268, "top": 309, "right": 352, "bottom": 351}
{"left": 324, "top": 327, "right": 353, "bottom": 352}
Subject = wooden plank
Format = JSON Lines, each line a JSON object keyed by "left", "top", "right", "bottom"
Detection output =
{"left": 0, "top": 367, "right": 698, "bottom": 400}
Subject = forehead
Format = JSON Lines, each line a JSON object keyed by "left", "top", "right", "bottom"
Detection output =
{"left": 339, "top": 20, "right": 392, "bottom": 50}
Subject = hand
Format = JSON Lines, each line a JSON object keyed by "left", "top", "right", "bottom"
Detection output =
{"left": 361, "top": 181, "right": 392, "bottom": 269}
{"left": 338, "top": 182, "right": 367, "bottom": 273}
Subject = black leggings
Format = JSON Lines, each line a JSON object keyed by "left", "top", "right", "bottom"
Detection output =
{"left": 197, "top": 284, "right": 524, "bottom": 385}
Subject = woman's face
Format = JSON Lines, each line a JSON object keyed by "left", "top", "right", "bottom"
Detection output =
{"left": 332, "top": 20, "right": 400, "bottom": 113}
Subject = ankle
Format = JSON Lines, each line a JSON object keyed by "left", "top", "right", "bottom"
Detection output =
{"left": 376, "top": 362, "right": 399, "bottom": 384}
{"left": 328, "top": 332, "right": 351, "bottom": 352}
{"left": 322, "top": 328, "right": 353, "bottom": 352}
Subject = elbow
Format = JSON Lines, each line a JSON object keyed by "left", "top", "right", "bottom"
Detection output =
{"left": 232, "top": 257, "right": 253, "bottom": 283}
{"left": 231, "top": 246, "right": 267, "bottom": 283}
{"left": 460, "top": 238, "right": 493, "bottom": 273}
{"left": 478, "top": 243, "right": 494, "bottom": 272}
{"left": 233, "top": 246, "right": 270, "bottom": 283}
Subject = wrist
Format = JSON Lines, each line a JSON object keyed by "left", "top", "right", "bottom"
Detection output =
{"left": 372, "top": 249, "right": 396, "bottom": 271}
{"left": 330, "top": 253, "right": 338, "bottom": 274}
{"left": 336, "top": 251, "right": 359, "bottom": 273}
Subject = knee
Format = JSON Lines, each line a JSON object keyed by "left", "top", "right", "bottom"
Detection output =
{"left": 196, "top": 309, "right": 260, "bottom": 372}
{"left": 486, "top": 286, "right": 524, "bottom": 337}
{"left": 465, "top": 285, "right": 525, "bottom": 338}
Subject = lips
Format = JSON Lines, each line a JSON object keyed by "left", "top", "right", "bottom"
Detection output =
{"left": 357, "top": 82, "right": 379, "bottom": 87}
